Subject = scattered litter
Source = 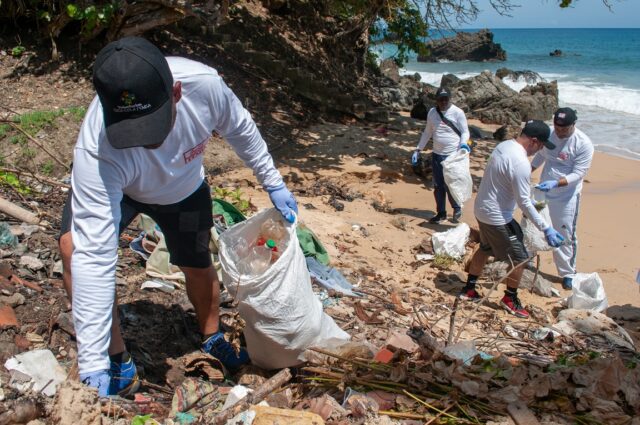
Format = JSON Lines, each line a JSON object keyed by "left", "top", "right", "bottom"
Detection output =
{"left": 306, "top": 257, "right": 361, "bottom": 297}
{"left": 555, "top": 308, "right": 635, "bottom": 351}
{"left": 141, "top": 279, "right": 177, "bottom": 293}
{"left": 415, "top": 253, "right": 434, "bottom": 261}
{"left": 4, "top": 349, "right": 67, "bottom": 396}
{"left": 221, "top": 385, "right": 252, "bottom": 411}
{"left": 443, "top": 340, "right": 492, "bottom": 365}
{"left": 0, "top": 222, "right": 18, "bottom": 248}
{"left": 19, "top": 255, "right": 45, "bottom": 270}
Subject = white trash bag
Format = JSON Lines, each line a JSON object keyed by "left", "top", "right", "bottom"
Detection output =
{"left": 432, "top": 223, "right": 470, "bottom": 259}
{"left": 566, "top": 272, "right": 608, "bottom": 312}
{"left": 521, "top": 204, "right": 553, "bottom": 254}
{"left": 219, "top": 208, "right": 349, "bottom": 369}
{"left": 442, "top": 149, "right": 472, "bottom": 206}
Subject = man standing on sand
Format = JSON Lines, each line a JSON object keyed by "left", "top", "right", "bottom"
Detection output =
{"left": 532, "top": 107, "right": 594, "bottom": 290}
{"left": 58, "top": 37, "right": 298, "bottom": 396}
{"left": 411, "top": 87, "right": 470, "bottom": 224}
{"left": 459, "top": 120, "right": 564, "bottom": 318}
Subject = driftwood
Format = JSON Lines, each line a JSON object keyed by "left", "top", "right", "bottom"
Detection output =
{"left": 212, "top": 368, "right": 292, "bottom": 425}
{"left": 0, "top": 196, "right": 39, "bottom": 224}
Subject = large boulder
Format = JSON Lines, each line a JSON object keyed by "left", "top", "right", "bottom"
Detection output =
{"left": 418, "top": 29, "right": 506, "bottom": 63}
{"left": 379, "top": 58, "right": 401, "bottom": 83}
{"left": 445, "top": 71, "right": 558, "bottom": 127}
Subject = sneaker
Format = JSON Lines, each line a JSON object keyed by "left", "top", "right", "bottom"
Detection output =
{"left": 451, "top": 210, "right": 462, "bottom": 223}
{"left": 202, "top": 332, "right": 249, "bottom": 372}
{"left": 429, "top": 213, "right": 447, "bottom": 224}
{"left": 458, "top": 288, "right": 482, "bottom": 302}
{"left": 562, "top": 277, "right": 573, "bottom": 290}
{"left": 500, "top": 294, "right": 529, "bottom": 319}
{"left": 109, "top": 355, "right": 140, "bottom": 396}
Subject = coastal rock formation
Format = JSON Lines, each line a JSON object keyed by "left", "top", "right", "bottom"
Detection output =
{"left": 379, "top": 58, "right": 401, "bottom": 83}
{"left": 417, "top": 29, "right": 507, "bottom": 62}
{"left": 550, "top": 49, "right": 563, "bottom": 56}
{"left": 495, "top": 68, "right": 543, "bottom": 84}
{"left": 443, "top": 71, "right": 558, "bottom": 126}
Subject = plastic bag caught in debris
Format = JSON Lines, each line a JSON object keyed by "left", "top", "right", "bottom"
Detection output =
{"left": 566, "top": 272, "right": 608, "bottom": 312}
{"left": 306, "top": 257, "right": 361, "bottom": 297}
{"left": 431, "top": 223, "right": 470, "bottom": 259}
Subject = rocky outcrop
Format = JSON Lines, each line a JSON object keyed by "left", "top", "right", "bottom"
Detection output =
{"left": 495, "top": 68, "right": 543, "bottom": 85}
{"left": 445, "top": 71, "right": 558, "bottom": 127}
{"left": 418, "top": 29, "right": 506, "bottom": 63}
{"left": 550, "top": 49, "right": 563, "bottom": 57}
{"left": 379, "top": 58, "right": 401, "bottom": 83}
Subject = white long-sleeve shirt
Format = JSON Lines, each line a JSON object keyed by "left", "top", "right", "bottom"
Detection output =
{"left": 474, "top": 139, "right": 548, "bottom": 231}
{"left": 71, "top": 57, "right": 284, "bottom": 374}
{"left": 531, "top": 127, "right": 594, "bottom": 201}
{"left": 416, "top": 104, "right": 470, "bottom": 155}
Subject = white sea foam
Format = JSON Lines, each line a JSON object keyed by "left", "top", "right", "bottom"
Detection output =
{"left": 558, "top": 82, "right": 640, "bottom": 116}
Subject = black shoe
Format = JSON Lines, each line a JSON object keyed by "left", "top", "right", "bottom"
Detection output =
{"left": 429, "top": 213, "right": 447, "bottom": 224}
{"left": 451, "top": 210, "right": 462, "bottom": 223}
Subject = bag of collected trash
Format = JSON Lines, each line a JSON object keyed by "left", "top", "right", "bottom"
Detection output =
{"left": 431, "top": 223, "right": 470, "bottom": 259}
{"left": 442, "top": 150, "right": 472, "bottom": 206}
{"left": 521, "top": 192, "right": 553, "bottom": 253}
{"left": 566, "top": 272, "right": 608, "bottom": 312}
{"left": 219, "top": 208, "right": 350, "bottom": 369}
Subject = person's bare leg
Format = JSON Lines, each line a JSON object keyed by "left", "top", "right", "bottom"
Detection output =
{"left": 468, "top": 248, "right": 490, "bottom": 277}
{"left": 181, "top": 264, "right": 219, "bottom": 335}
{"left": 59, "top": 232, "right": 125, "bottom": 355}
{"left": 505, "top": 264, "right": 525, "bottom": 290}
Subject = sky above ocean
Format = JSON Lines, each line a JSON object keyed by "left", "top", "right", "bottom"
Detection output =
{"left": 465, "top": 0, "right": 639, "bottom": 29}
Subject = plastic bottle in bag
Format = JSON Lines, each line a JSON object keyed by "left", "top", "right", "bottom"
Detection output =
{"left": 261, "top": 218, "right": 287, "bottom": 252}
{"left": 229, "top": 236, "right": 249, "bottom": 263}
{"left": 237, "top": 244, "right": 272, "bottom": 276}
{"left": 265, "top": 239, "right": 280, "bottom": 263}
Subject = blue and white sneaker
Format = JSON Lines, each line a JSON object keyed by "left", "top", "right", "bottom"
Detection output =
{"left": 202, "top": 332, "right": 249, "bottom": 372}
{"left": 109, "top": 354, "right": 140, "bottom": 396}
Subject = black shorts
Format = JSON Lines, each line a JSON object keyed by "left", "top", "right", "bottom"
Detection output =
{"left": 60, "top": 181, "right": 214, "bottom": 268}
{"left": 477, "top": 219, "right": 529, "bottom": 264}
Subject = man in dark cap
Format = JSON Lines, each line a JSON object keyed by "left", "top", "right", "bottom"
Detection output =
{"left": 58, "top": 37, "right": 298, "bottom": 396}
{"left": 411, "top": 86, "right": 471, "bottom": 223}
{"left": 461, "top": 120, "right": 564, "bottom": 319}
{"left": 532, "top": 107, "right": 594, "bottom": 290}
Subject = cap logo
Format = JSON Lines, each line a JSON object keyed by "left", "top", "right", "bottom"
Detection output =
{"left": 114, "top": 90, "right": 151, "bottom": 114}
{"left": 558, "top": 112, "right": 566, "bottom": 118}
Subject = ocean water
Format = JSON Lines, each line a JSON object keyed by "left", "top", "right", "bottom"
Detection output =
{"left": 373, "top": 28, "right": 640, "bottom": 160}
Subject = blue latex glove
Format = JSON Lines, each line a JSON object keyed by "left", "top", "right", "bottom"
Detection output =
{"left": 80, "top": 370, "right": 110, "bottom": 397}
{"left": 460, "top": 143, "right": 471, "bottom": 153}
{"left": 544, "top": 227, "right": 565, "bottom": 248}
{"left": 536, "top": 180, "right": 559, "bottom": 192}
{"left": 267, "top": 183, "right": 298, "bottom": 223}
{"left": 411, "top": 150, "right": 420, "bottom": 166}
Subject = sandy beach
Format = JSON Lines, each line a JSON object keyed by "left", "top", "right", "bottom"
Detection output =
{"left": 216, "top": 114, "right": 640, "bottom": 340}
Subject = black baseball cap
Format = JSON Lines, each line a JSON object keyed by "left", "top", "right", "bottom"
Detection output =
{"left": 93, "top": 37, "right": 174, "bottom": 149}
{"left": 436, "top": 87, "right": 451, "bottom": 98}
{"left": 553, "top": 107, "right": 577, "bottom": 127}
{"left": 522, "top": 120, "right": 555, "bottom": 150}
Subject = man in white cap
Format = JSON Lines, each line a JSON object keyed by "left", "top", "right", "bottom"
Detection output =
{"left": 58, "top": 37, "right": 298, "bottom": 396}
{"left": 461, "top": 120, "right": 564, "bottom": 319}
{"left": 411, "top": 86, "right": 470, "bottom": 223}
{"left": 532, "top": 107, "right": 594, "bottom": 290}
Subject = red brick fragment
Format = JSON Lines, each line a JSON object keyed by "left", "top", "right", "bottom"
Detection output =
{"left": 0, "top": 304, "right": 19, "bottom": 329}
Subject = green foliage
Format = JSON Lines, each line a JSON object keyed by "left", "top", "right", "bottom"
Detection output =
{"left": 380, "top": 5, "right": 429, "bottom": 66}
{"left": 432, "top": 254, "right": 458, "bottom": 269}
{"left": 11, "top": 45, "right": 26, "bottom": 57}
{"left": 40, "top": 160, "right": 55, "bottom": 176}
{"left": 213, "top": 187, "right": 252, "bottom": 215}
{"left": 66, "top": 1, "right": 118, "bottom": 37}
{"left": 0, "top": 124, "right": 9, "bottom": 138}
{"left": 66, "top": 106, "right": 87, "bottom": 122}
{"left": 0, "top": 172, "right": 32, "bottom": 194}
{"left": 17, "top": 109, "right": 65, "bottom": 135}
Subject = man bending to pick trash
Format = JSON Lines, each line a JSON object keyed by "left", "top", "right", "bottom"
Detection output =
{"left": 58, "top": 37, "right": 298, "bottom": 396}
{"left": 460, "top": 120, "right": 564, "bottom": 319}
